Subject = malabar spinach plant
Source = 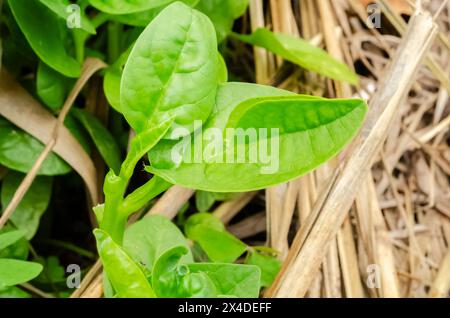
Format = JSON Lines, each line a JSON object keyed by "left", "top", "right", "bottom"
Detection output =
{"left": 95, "top": 2, "right": 366, "bottom": 298}
{"left": 0, "top": 0, "right": 367, "bottom": 298}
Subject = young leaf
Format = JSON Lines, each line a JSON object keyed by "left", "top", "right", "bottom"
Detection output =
{"left": 187, "top": 263, "right": 261, "bottom": 298}
{"left": 0, "top": 118, "right": 71, "bottom": 176}
{"left": 36, "top": 62, "right": 73, "bottom": 110}
{"left": 233, "top": 28, "right": 359, "bottom": 85}
{"left": 94, "top": 229, "right": 156, "bottom": 298}
{"left": 0, "top": 230, "right": 25, "bottom": 250}
{"left": 121, "top": 176, "right": 172, "bottom": 216}
{"left": 196, "top": 0, "right": 249, "bottom": 42}
{"left": 185, "top": 213, "right": 247, "bottom": 263}
{"left": 245, "top": 250, "right": 281, "bottom": 287}
{"left": 0, "top": 226, "right": 29, "bottom": 260}
{"left": 1, "top": 172, "right": 52, "bottom": 239}
{"left": 120, "top": 1, "right": 218, "bottom": 134}
{"left": 8, "top": 0, "right": 81, "bottom": 77}
{"left": 0, "top": 259, "right": 43, "bottom": 288}
{"left": 39, "top": 0, "right": 96, "bottom": 34}
{"left": 123, "top": 215, "right": 193, "bottom": 273}
{"left": 89, "top": 0, "right": 173, "bottom": 14}
{"left": 152, "top": 245, "right": 218, "bottom": 297}
{"left": 72, "top": 108, "right": 122, "bottom": 174}
{"left": 148, "top": 82, "right": 367, "bottom": 192}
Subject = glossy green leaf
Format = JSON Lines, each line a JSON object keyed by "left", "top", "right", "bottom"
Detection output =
{"left": 147, "top": 83, "right": 366, "bottom": 192}
{"left": 1, "top": 172, "right": 52, "bottom": 239}
{"left": 123, "top": 215, "right": 193, "bottom": 273}
{"left": 187, "top": 263, "right": 260, "bottom": 298}
{"left": 245, "top": 250, "right": 281, "bottom": 287}
{"left": 196, "top": 0, "right": 248, "bottom": 42}
{"left": 89, "top": 0, "right": 173, "bottom": 14}
{"left": 0, "top": 118, "right": 71, "bottom": 176}
{"left": 0, "top": 259, "right": 43, "bottom": 288}
{"left": 185, "top": 213, "right": 247, "bottom": 263}
{"left": 120, "top": 1, "right": 218, "bottom": 134}
{"left": 110, "top": 0, "right": 200, "bottom": 27}
{"left": 72, "top": 108, "right": 122, "bottom": 174}
{"left": 36, "top": 61, "right": 72, "bottom": 110}
{"left": 148, "top": 82, "right": 367, "bottom": 192}
{"left": 152, "top": 245, "right": 217, "bottom": 297}
{"left": 233, "top": 28, "right": 358, "bottom": 84}
{"left": 94, "top": 229, "right": 156, "bottom": 298}
{"left": 39, "top": 0, "right": 96, "bottom": 34}
{"left": 8, "top": 0, "right": 81, "bottom": 77}
{"left": 0, "top": 230, "right": 25, "bottom": 250}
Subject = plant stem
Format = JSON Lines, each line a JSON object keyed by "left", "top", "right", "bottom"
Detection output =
{"left": 107, "top": 21, "right": 121, "bottom": 64}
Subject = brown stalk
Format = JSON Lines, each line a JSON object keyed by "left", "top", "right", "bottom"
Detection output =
{"left": 0, "top": 58, "right": 105, "bottom": 229}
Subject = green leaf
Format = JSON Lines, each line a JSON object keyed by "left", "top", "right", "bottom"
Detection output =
{"left": 120, "top": 117, "right": 174, "bottom": 180}
{"left": 217, "top": 54, "right": 228, "bottom": 83}
{"left": 0, "top": 118, "right": 70, "bottom": 176}
{"left": 110, "top": 0, "right": 200, "bottom": 27}
{"left": 185, "top": 213, "right": 247, "bottom": 263}
{"left": 1, "top": 171, "right": 53, "bottom": 239}
{"left": 34, "top": 256, "right": 66, "bottom": 284}
{"left": 233, "top": 28, "right": 359, "bottom": 85}
{"left": 187, "top": 263, "right": 260, "bottom": 298}
{"left": 94, "top": 229, "right": 156, "bottom": 298}
{"left": 0, "top": 259, "right": 43, "bottom": 288}
{"left": 89, "top": 0, "right": 173, "bottom": 14}
{"left": 36, "top": 61, "right": 73, "bottom": 110}
{"left": 103, "top": 46, "right": 132, "bottom": 113}
{"left": 71, "top": 108, "right": 122, "bottom": 174}
{"left": 0, "top": 285, "right": 31, "bottom": 298}
{"left": 123, "top": 215, "right": 193, "bottom": 273}
{"left": 39, "top": 0, "right": 96, "bottom": 34}
{"left": 245, "top": 250, "right": 281, "bottom": 287}
{"left": 8, "top": 0, "right": 81, "bottom": 77}
{"left": 64, "top": 113, "right": 92, "bottom": 153}
{"left": 148, "top": 82, "right": 367, "bottom": 192}
{"left": 195, "top": 191, "right": 216, "bottom": 212}
{"left": 0, "top": 226, "right": 29, "bottom": 260}
{"left": 0, "top": 230, "right": 25, "bottom": 250}
{"left": 152, "top": 245, "right": 217, "bottom": 297}
{"left": 195, "top": 191, "right": 237, "bottom": 212}
{"left": 121, "top": 176, "right": 172, "bottom": 216}
{"left": 120, "top": 1, "right": 218, "bottom": 134}
{"left": 196, "top": 0, "right": 248, "bottom": 42}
